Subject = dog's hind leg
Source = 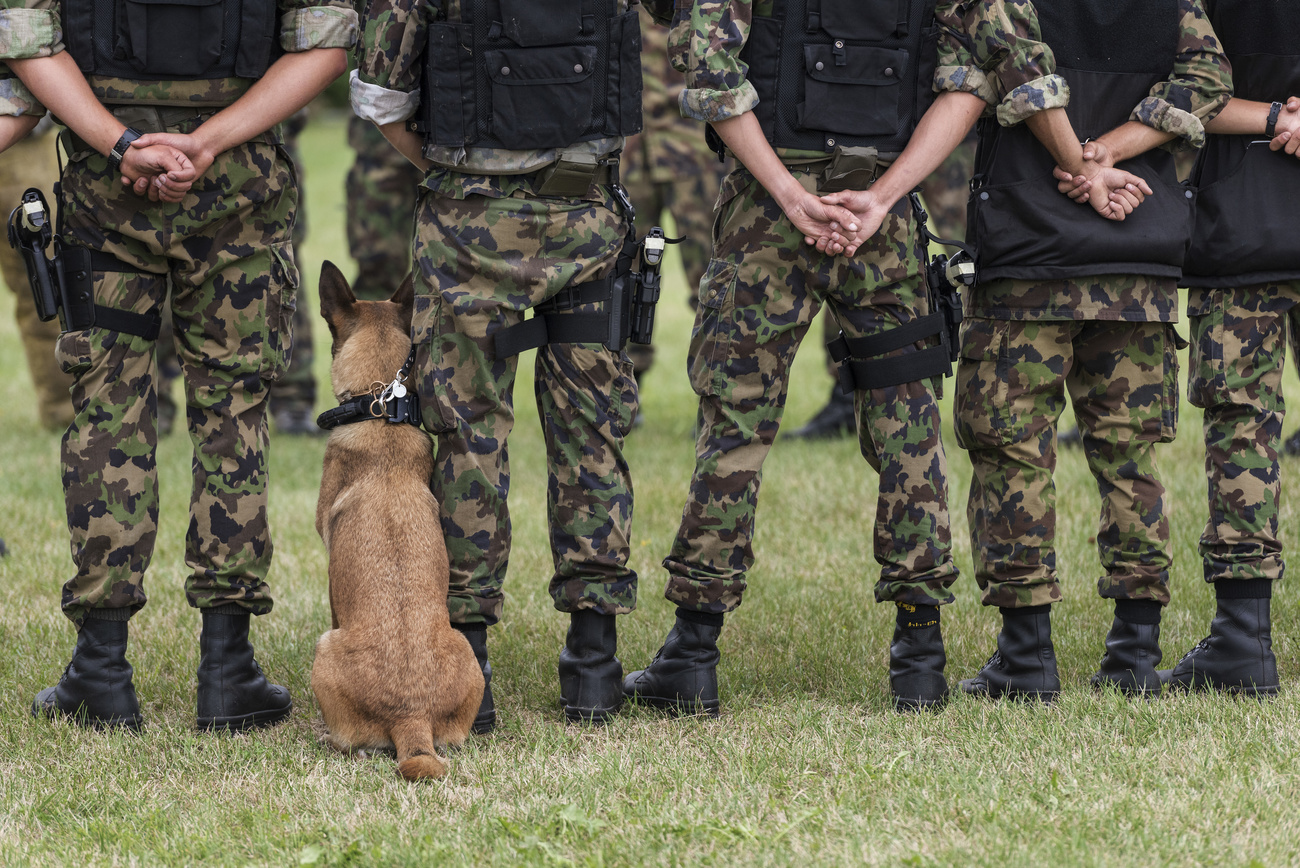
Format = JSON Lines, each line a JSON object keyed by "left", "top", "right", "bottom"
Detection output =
{"left": 391, "top": 717, "right": 447, "bottom": 781}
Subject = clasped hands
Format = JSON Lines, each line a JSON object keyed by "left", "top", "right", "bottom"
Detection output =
{"left": 116, "top": 131, "right": 217, "bottom": 204}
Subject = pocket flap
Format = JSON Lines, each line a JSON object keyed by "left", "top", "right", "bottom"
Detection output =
{"left": 805, "top": 44, "right": 907, "bottom": 87}
{"left": 485, "top": 46, "right": 598, "bottom": 86}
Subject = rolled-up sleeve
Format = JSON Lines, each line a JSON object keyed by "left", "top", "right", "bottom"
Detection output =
{"left": 0, "top": 69, "right": 41, "bottom": 116}
{"left": 280, "top": 3, "right": 358, "bottom": 53}
{"left": 668, "top": 0, "right": 758, "bottom": 124}
{"left": 351, "top": 0, "right": 423, "bottom": 124}
{"left": 0, "top": 0, "right": 63, "bottom": 59}
{"left": 1129, "top": 0, "right": 1231, "bottom": 149}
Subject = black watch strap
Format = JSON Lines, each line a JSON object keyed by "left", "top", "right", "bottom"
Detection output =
{"left": 1265, "top": 101, "right": 1283, "bottom": 138}
{"left": 107, "top": 127, "right": 143, "bottom": 170}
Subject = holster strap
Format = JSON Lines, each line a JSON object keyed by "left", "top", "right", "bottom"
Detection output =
{"left": 493, "top": 280, "right": 613, "bottom": 358}
{"left": 829, "top": 313, "right": 950, "bottom": 391}
{"left": 79, "top": 248, "right": 162, "bottom": 340}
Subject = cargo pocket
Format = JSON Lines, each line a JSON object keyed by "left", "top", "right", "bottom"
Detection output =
{"left": 954, "top": 318, "right": 1015, "bottom": 450}
{"left": 262, "top": 241, "right": 299, "bottom": 381}
{"left": 688, "top": 259, "right": 739, "bottom": 398}
{"left": 1157, "top": 324, "right": 1186, "bottom": 444}
{"left": 485, "top": 46, "right": 596, "bottom": 148}
{"left": 55, "top": 329, "right": 94, "bottom": 377}
{"left": 120, "top": 0, "right": 225, "bottom": 77}
{"left": 799, "top": 44, "right": 906, "bottom": 137}
{"left": 1186, "top": 308, "right": 1223, "bottom": 412}
{"left": 411, "top": 290, "right": 454, "bottom": 434}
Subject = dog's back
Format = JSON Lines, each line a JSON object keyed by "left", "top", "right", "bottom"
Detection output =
{"left": 310, "top": 262, "right": 482, "bottom": 780}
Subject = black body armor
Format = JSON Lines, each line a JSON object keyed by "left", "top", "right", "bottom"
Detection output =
{"left": 1183, "top": 0, "right": 1300, "bottom": 288}
{"left": 968, "top": 0, "right": 1194, "bottom": 283}
{"left": 62, "top": 0, "right": 281, "bottom": 81}
{"left": 415, "top": 0, "right": 643, "bottom": 150}
{"left": 741, "top": 0, "right": 940, "bottom": 154}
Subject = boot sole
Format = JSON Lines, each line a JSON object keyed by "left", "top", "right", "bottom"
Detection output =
{"left": 625, "top": 693, "right": 721, "bottom": 717}
{"left": 893, "top": 694, "right": 949, "bottom": 713}
{"left": 471, "top": 711, "right": 496, "bottom": 735}
{"left": 958, "top": 681, "right": 1059, "bottom": 704}
{"left": 562, "top": 703, "right": 622, "bottom": 725}
{"left": 32, "top": 691, "right": 143, "bottom": 732}
{"left": 1163, "top": 677, "right": 1280, "bottom": 699}
{"left": 197, "top": 700, "right": 292, "bottom": 732}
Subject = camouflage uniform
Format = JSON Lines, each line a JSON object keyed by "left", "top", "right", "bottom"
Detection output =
{"left": 345, "top": 115, "right": 422, "bottom": 300}
{"left": 0, "top": 121, "right": 74, "bottom": 431}
{"left": 658, "top": 0, "right": 989, "bottom": 616}
{"left": 353, "top": 0, "right": 639, "bottom": 626}
{"left": 621, "top": 5, "right": 729, "bottom": 377}
{"left": 25, "top": 0, "right": 357, "bottom": 626}
{"left": 941, "top": 0, "right": 1231, "bottom": 609}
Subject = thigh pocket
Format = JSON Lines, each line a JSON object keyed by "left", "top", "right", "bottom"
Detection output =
{"left": 954, "top": 318, "right": 1015, "bottom": 449}
{"left": 55, "top": 329, "right": 94, "bottom": 377}
{"left": 412, "top": 288, "right": 456, "bottom": 435}
{"left": 262, "top": 241, "right": 300, "bottom": 380}
{"left": 687, "top": 259, "right": 739, "bottom": 398}
{"left": 1186, "top": 312, "right": 1223, "bottom": 412}
{"left": 1157, "top": 324, "right": 1186, "bottom": 444}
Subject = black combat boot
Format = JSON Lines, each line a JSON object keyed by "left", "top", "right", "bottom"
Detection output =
{"left": 32, "top": 615, "right": 143, "bottom": 730}
{"left": 453, "top": 623, "right": 496, "bottom": 734}
{"left": 959, "top": 605, "right": 1060, "bottom": 702}
{"left": 623, "top": 609, "right": 722, "bottom": 716}
{"left": 1160, "top": 580, "right": 1279, "bottom": 697}
{"left": 196, "top": 610, "right": 292, "bottom": 731}
{"left": 787, "top": 381, "right": 855, "bottom": 440}
{"left": 1090, "top": 599, "right": 1162, "bottom": 697}
{"left": 557, "top": 610, "right": 624, "bottom": 724}
{"left": 890, "top": 603, "right": 948, "bottom": 712}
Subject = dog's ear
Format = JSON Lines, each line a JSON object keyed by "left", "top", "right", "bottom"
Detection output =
{"left": 319, "top": 260, "right": 357, "bottom": 326}
{"left": 391, "top": 271, "right": 416, "bottom": 331}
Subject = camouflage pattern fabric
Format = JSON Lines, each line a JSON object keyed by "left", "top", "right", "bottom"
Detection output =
{"left": 663, "top": 167, "right": 958, "bottom": 613}
{"left": 54, "top": 126, "right": 298, "bottom": 626}
{"left": 413, "top": 170, "right": 638, "bottom": 627}
{"left": 955, "top": 316, "right": 1182, "bottom": 608}
{"left": 345, "top": 115, "right": 421, "bottom": 300}
{"left": 1187, "top": 283, "right": 1300, "bottom": 585}
{"left": 0, "top": 125, "right": 74, "bottom": 430}
{"left": 622, "top": 5, "right": 729, "bottom": 375}
{"left": 269, "top": 108, "right": 316, "bottom": 417}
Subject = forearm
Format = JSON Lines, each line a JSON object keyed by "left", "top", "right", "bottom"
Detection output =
{"left": 871, "top": 91, "right": 984, "bottom": 208}
{"left": 1205, "top": 98, "right": 1284, "bottom": 136}
{"left": 0, "top": 112, "right": 39, "bottom": 153}
{"left": 186, "top": 48, "right": 348, "bottom": 162}
{"left": 710, "top": 112, "right": 805, "bottom": 214}
{"left": 1092, "top": 121, "right": 1177, "bottom": 165}
{"left": 1025, "top": 108, "right": 1086, "bottom": 174}
{"left": 378, "top": 121, "right": 431, "bottom": 172}
{"left": 9, "top": 52, "right": 127, "bottom": 155}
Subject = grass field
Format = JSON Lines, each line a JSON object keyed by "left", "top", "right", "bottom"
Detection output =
{"left": 2, "top": 110, "right": 1299, "bottom": 867}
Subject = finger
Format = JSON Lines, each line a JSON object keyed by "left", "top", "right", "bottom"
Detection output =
{"left": 1082, "top": 143, "right": 1097, "bottom": 162}
{"left": 1288, "top": 96, "right": 1300, "bottom": 111}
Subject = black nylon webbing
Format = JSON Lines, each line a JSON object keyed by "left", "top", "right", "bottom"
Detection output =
{"left": 829, "top": 313, "right": 949, "bottom": 391}
{"left": 493, "top": 278, "right": 614, "bottom": 357}
{"left": 93, "top": 305, "right": 160, "bottom": 340}
{"left": 831, "top": 313, "right": 944, "bottom": 360}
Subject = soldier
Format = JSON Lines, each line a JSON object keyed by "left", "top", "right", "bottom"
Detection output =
{"left": 344, "top": 115, "right": 422, "bottom": 300}
{"left": 1150, "top": 2, "right": 1300, "bottom": 696}
{"left": 621, "top": 4, "right": 729, "bottom": 405}
{"left": 11, "top": 0, "right": 355, "bottom": 731}
{"left": 948, "top": 0, "right": 1230, "bottom": 701}
{"left": 353, "top": 0, "right": 645, "bottom": 726}
{"left": 622, "top": 0, "right": 993, "bottom": 715}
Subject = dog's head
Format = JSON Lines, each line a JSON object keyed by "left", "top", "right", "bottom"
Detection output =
{"left": 318, "top": 260, "right": 417, "bottom": 401}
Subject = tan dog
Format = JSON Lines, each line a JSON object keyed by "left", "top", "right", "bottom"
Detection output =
{"left": 311, "top": 261, "right": 482, "bottom": 781}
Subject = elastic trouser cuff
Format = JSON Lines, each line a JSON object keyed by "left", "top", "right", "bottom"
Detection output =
{"left": 1215, "top": 578, "right": 1273, "bottom": 600}
{"left": 676, "top": 607, "right": 724, "bottom": 628}
{"left": 1115, "top": 599, "right": 1162, "bottom": 625}
{"left": 84, "top": 608, "right": 133, "bottom": 622}
{"left": 203, "top": 603, "right": 251, "bottom": 616}
{"left": 895, "top": 602, "right": 940, "bottom": 628}
{"left": 1000, "top": 604, "right": 1051, "bottom": 617}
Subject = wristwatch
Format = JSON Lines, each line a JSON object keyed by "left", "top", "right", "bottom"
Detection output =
{"left": 107, "top": 127, "right": 143, "bottom": 170}
{"left": 1265, "top": 101, "right": 1283, "bottom": 138}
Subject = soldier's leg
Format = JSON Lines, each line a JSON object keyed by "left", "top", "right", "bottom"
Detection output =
{"left": 1067, "top": 320, "right": 1176, "bottom": 696}
{"left": 346, "top": 116, "right": 423, "bottom": 300}
{"left": 955, "top": 318, "right": 1071, "bottom": 701}
{"left": 169, "top": 141, "right": 298, "bottom": 729}
{"left": 832, "top": 198, "right": 957, "bottom": 710}
{"left": 786, "top": 286, "right": 855, "bottom": 441}
{"left": 1164, "top": 284, "right": 1295, "bottom": 694}
{"left": 630, "top": 169, "right": 821, "bottom": 714}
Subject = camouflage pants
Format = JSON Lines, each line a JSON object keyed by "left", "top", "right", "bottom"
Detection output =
{"left": 413, "top": 176, "right": 639, "bottom": 626}
{"left": 621, "top": 165, "right": 726, "bottom": 375}
{"left": 1188, "top": 282, "right": 1300, "bottom": 584}
{"left": 955, "top": 317, "right": 1181, "bottom": 608}
{"left": 346, "top": 116, "right": 422, "bottom": 300}
{"left": 269, "top": 109, "right": 316, "bottom": 416}
{"left": 663, "top": 167, "right": 959, "bottom": 613}
{"left": 54, "top": 126, "right": 298, "bottom": 625}
{"left": 0, "top": 126, "right": 72, "bottom": 430}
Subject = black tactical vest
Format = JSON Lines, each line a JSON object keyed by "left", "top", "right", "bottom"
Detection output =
{"left": 1183, "top": 0, "right": 1300, "bottom": 288}
{"left": 61, "top": 0, "right": 280, "bottom": 81}
{"left": 416, "top": 0, "right": 643, "bottom": 151}
{"left": 969, "top": 0, "right": 1195, "bottom": 282}
{"left": 740, "top": 0, "right": 939, "bottom": 154}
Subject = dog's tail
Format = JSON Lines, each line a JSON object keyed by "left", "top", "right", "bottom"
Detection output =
{"left": 393, "top": 719, "right": 448, "bottom": 781}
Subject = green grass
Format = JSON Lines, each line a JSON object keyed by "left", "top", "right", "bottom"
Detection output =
{"left": 2, "top": 109, "right": 1299, "bottom": 867}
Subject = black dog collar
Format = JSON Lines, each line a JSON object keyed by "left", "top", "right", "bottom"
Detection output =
{"left": 317, "top": 347, "right": 422, "bottom": 431}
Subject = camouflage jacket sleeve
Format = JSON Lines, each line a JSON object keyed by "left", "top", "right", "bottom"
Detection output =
{"left": 350, "top": 0, "right": 424, "bottom": 125}
{"left": 279, "top": 0, "right": 358, "bottom": 54}
{"left": 668, "top": 0, "right": 759, "bottom": 124}
{"left": 1129, "top": 0, "right": 1230, "bottom": 149}
{"left": 0, "top": 0, "right": 63, "bottom": 60}
{"left": 935, "top": 1, "right": 1068, "bottom": 127}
